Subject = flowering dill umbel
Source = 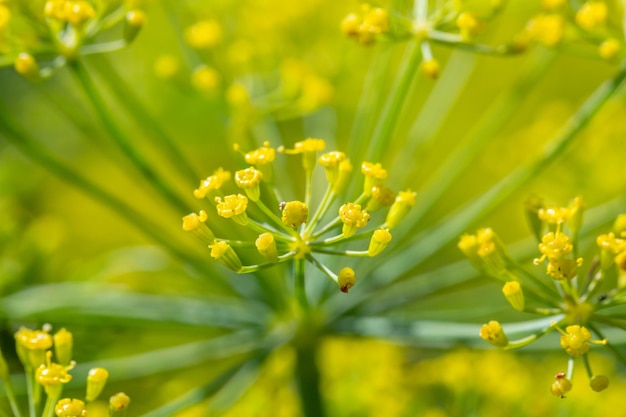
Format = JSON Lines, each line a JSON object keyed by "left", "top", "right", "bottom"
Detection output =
{"left": 0, "top": 325, "right": 130, "bottom": 417}
{"left": 460, "top": 196, "right": 626, "bottom": 396}
{"left": 4, "top": 1, "right": 146, "bottom": 80}
{"left": 184, "top": 138, "right": 415, "bottom": 296}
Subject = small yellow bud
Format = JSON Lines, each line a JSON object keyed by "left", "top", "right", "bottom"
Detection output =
{"left": 124, "top": 10, "right": 147, "bottom": 43}
{"left": 255, "top": 233, "right": 278, "bottom": 262}
{"left": 341, "top": 13, "right": 361, "bottom": 37}
{"left": 86, "top": 368, "right": 109, "bottom": 402}
{"left": 55, "top": 398, "right": 87, "bottom": 417}
{"left": 209, "top": 241, "right": 243, "bottom": 272}
{"left": 281, "top": 201, "right": 309, "bottom": 228}
{"left": 319, "top": 151, "right": 346, "bottom": 185}
{"left": 182, "top": 210, "right": 215, "bottom": 243}
{"left": 456, "top": 12, "right": 479, "bottom": 40}
{"left": 235, "top": 167, "right": 263, "bottom": 201}
{"left": 63, "top": 1, "right": 95, "bottom": 26}
{"left": 191, "top": 65, "right": 220, "bottom": 92}
{"left": 338, "top": 267, "right": 356, "bottom": 293}
{"left": 215, "top": 194, "right": 249, "bottom": 225}
{"left": 479, "top": 321, "right": 508, "bottom": 347}
{"left": 502, "top": 281, "right": 525, "bottom": 311}
{"left": 109, "top": 392, "right": 131, "bottom": 412}
{"left": 576, "top": 1, "right": 607, "bottom": 31}
{"left": 366, "top": 184, "right": 395, "bottom": 212}
{"left": 551, "top": 373, "right": 572, "bottom": 397}
{"left": 226, "top": 83, "right": 250, "bottom": 107}
{"left": 53, "top": 328, "right": 73, "bottom": 366}
{"left": 361, "top": 162, "right": 387, "bottom": 195}
{"left": 590, "top": 375, "right": 610, "bottom": 392}
{"left": 599, "top": 38, "right": 620, "bottom": 60}
{"left": 15, "top": 327, "right": 52, "bottom": 369}
{"left": 421, "top": 59, "right": 441, "bottom": 79}
{"left": 385, "top": 189, "right": 416, "bottom": 229}
{"left": 185, "top": 20, "right": 222, "bottom": 49}
{"left": 154, "top": 55, "right": 180, "bottom": 79}
{"left": 339, "top": 203, "right": 370, "bottom": 238}
{"left": 368, "top": 228, "right": 392, "bottom": 256}
{"left": 526, "top": 14, "right": 564, "bottom": 47}
{"left": 193, "top": 168, "right": 230, "bottom": 199}
{"left": 15, "top": 53, "right": 40, "bottom": 79}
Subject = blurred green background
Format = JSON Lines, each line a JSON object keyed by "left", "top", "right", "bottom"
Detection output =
{"left": 1, "top": 0, "right": 626, "bottom": 416}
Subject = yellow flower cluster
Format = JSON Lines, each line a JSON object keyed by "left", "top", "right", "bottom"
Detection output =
{"left": 183, "top": 138, "right": 415, "bottom": 293}
{"left": 2, "top": 326, "right": 131, "bottom": 417}
{"left": 341, "top": 4, "right": 390, "bottom": 45}
{"left": 461, "top": 196, "right": 625, "bottom": 396}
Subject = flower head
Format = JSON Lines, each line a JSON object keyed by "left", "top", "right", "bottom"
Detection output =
{"left": 282, "top": 201, "right": 308, "bottom": 228}
{"left": 215, "top": 194, "right": 249, "bottom": 225}
{"left": 109, "top": 392, "right": 131, "bottom": 412}
{"left": 235, "top": 167, "right": 263, "bottom": 201}
{"left": 185, "top": 20, "right": 222, "bottom": 48}
{"left": 576, "top": 1, "right": 607, "bottom": 30}
{"left": 385, "top": 189, "right": 416, "bottom": 229}
{"left": 479, "top": 321, "right": 509, "bottom": 347}
{"left": 554, "top": 324, "right": 606, "bottom": 357}
{"left": 339, "top": 203, "right": 370, "bottom": 238}
{"left": 279, "top": 138, "right": 326, "bottom": 172}
{"left": 209, "top": 241, "right": 243, "bottom": 272}
{"left": 55, "top": 398, "right": 87, "bottom": 417}
{"left": 361, "top": 161, "right": 387, "bottom": 195}
{"left": 15, "top": 326, "right": 52, "bottom": 368}
{"left": 551, "top": 372, "right": 572, "bottom": 398}
{"left": 338, "top": 267, "right": 356, "bottom": 293}
{"left": 86, "top": 367, "right": 109, "bottom": 402}
{"left": 193, "top": 168, "right": 231, "bottom": 199}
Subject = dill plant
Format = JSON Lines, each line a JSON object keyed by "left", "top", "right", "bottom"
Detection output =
{"left": 0, "top": 0, "right": 625, "bottom": 416}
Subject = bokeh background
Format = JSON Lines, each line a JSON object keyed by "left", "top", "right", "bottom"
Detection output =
{"left": 1, "top": 0, "right": 626, "bottom": 415}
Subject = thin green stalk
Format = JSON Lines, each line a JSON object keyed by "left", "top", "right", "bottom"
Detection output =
{"left": 1, "top": 378, "right": 23, "bottom": 417}
{"left": 294, "top": 341, "right": 325, "bottom": 417}
{"left": 366, "top": 40, "right": 422, "bottom": 163}
{"left": 588, "top": 323, "right": 626, "bottom": 365}
{"left": 304, "top": 185, "right": 334, "bottom": 235}
{"left": 294, "top": 258, "right": 309, "bottom": 312}
{"left": 25, "top": 371, "right": 36, "bottom": 417}
{"left": 582, "top": 354, "right": 594, "bottom": 378}
{"left": 0, "top": 104, "right": 227, "bottom": 288}
{"left": 89, "top": 55, "right": 201, "bottom": 182}
{"left": 380, "top": 61, "right": 626, "bottom": 283}
{"left": 69, "top": 60, "right": 191, "bottom": 214}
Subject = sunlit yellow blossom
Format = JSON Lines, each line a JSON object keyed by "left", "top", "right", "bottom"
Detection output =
{"left": 193, "top": 168, "right": 230, "bottom": 199}
{"left": 185, "top": 20, "right": 222, "bottom": 48}
{"left": 361, "top": 161, "right": 387, "bottom": 195}
{"left": 338, "top": 267, "right": 356, "bottom": 293}
{"left": 366, "top": 184, "right": 395, "bottom": 212}
{"left": 55, "top": 398, "right": 87, "bottom": 417}
{"left": 86, "top": 367, "right": 109, "bottom": 401}
{"left": 526, "top": 14, "right": 564, "bottom": 47}
{"left": 538, "top": 206, "right": 571, "bottom": 224}
{"left": 235, "top": 167, "right": 263, "bottom": 201}
{"left": 57, "top": 1, "right": 95, "bottom": 26}
{"left": 255, "top": 233, "right": 278, "bottom": 262}
{"left": 215, "top": 194, "right": 248, "bottom": 225}
{"left": 36, "top": 353, "right": 74, "bottom": 387}
{"left": 209, "top": 241, "right": 242, "bottom": 272}
{"left": 279, "top": 138, "right": 325, "bottom": 172}
{"left": 341, "top": 13, "right": 360, "bottom": 37}
{"left": 242, "top": 142, "right": 276, "bottom": 166}
{"left": 546, "top": 257, "right": 581, "bottom": 280}
{"left": 596, "top": 232, "right": 626, "bottom": 254}
{"left": 15, "top": 327, "right": 52, "bottom": 368}
{"left": 479, "top": 321, "right": 508, "bottom": 347}
{"left": 421, "top": 59, "right": 441, "bottom": 79}
{"left": 282, "top": 201, "right": 308, "bottom": 228}
{"left": 154, "top": 55, "right": 180, "bottom": 79}
{"left": 342, "top": 5, "right": 389, "bottom": 44}
{"left": 339, "top": 203, "right": 370, "bottom": 238}
{"left": 576, "top": 1, "right": 607, "bottom": 30}
{"left": 555, "top": 324, "right": 606, "bottom": 357}
{"left": 124, "top": 9, "right": 146, "bottom": 42}
{"left": 226, "top": 83, "right": 250, "bottom": 107}
{"left": 456, "top": 12, "right": 479, "bottom": 40}
{"left": 14, "top": 53, "right": 39, "bottom": 78}
{"left": 319, "top": 151, "right": 346, "bottom": 185}
{"left": 368, "top": 228, "right": 392, "bottom": 256}
{"left": 109, "top": 392, "right": 131, "bottom": 412}
{"left": 0, "top": 4, "right": 10, "bottom": 30}
{"left": 551, "top": 372, "right": 572, "bottom": 397}
{"left": 542, "top": 0, "right": 566, "bottom": 10}
{"left": 386, "top": 189, "right": 416, "bottom": 229}
{"left": 502, "top": 281, "right": 524, "bottom": 311}
{"left": 191, "top": 65, "right": 220, "bottom": 92}
{"left": 53, "top": 328, "right": 73, "bottom": 366}
{"left": 599, "top": 38, "right": 621, "bottom": 60}
{"left": 536, "top": 232, "right": 573, "bottom": 261}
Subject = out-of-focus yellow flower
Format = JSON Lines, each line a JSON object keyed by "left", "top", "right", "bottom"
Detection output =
{"left": 185, "top": 19, "right": 222, "bottom": 48}
{"left": 154, "top": 55, "right": 180, "bottom": 79}
{"left": 191, "top": 65, "right": 220, "bottom": 92}
{"left": 576, "top": 1, "right": 607, "bottom": 30}
{"left": 526, "top": 14, "right": 564, "bottom": 47}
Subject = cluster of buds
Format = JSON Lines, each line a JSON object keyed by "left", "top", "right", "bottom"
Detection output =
{"left": 520, "top": 0, "right": 620, "bottom": 60}
{"left": 0, "top": 325, "right": 131, "bottom": 417}
{"left": 183, "top": 138, "right": 415, "bottom": 294}
{"left": 461, "top": 196, "right": 626, "bottom": 397}
{"left": 341, "top": 3, "right": 390, "bottom": 45}
{"left": 7, "top": 1, "right": 146, "bottom": 80}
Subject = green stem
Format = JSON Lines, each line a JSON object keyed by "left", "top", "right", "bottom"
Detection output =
{"left": 0, "top": 103, "right": 227, "bottom": 288}
{"left": 304, "top": 185, "right": 335, "bottom": 235}
{"left": 588, "top": 323, "right": 626, "bottom": 365}
{"left": 294, "top": 258, "right": 309, "bottom": 312}
{"left": 504, "top": 323, "right": 555, "bottom": 349}
{"left": 69, "top": 60, "right": 191, "bottom": 213}
{"left": 366, "top": 40, "right": 422, "bottom": 163}
{"left": 1, "top": 377, "right": 23, "bottom": 417}
{"left": 25, "top": 370, "right": 36, "bottom": 417}
{"left": 89, "top": 55, "right": 201, "bottom": 182}
{"left": 582, "top": 354, "right": 594, "bottom": 378}
{"left": 294, "top": 341, "right": 325, "bottom": 417}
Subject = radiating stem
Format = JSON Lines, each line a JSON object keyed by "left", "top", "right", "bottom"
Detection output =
{"left": 294, "top": 339, "right": 325, "bottom": 417}
{"left": 1, "top": 377, "right": 23, "bottom": 417}
{"left": 294, "top": 258, "right": 309, "bottom": 312}
{"left": 69, "top": 60, "right": 190, "bottom": 213}
{"left": 366, "top": 40, "right": 422, "bottom": 163}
